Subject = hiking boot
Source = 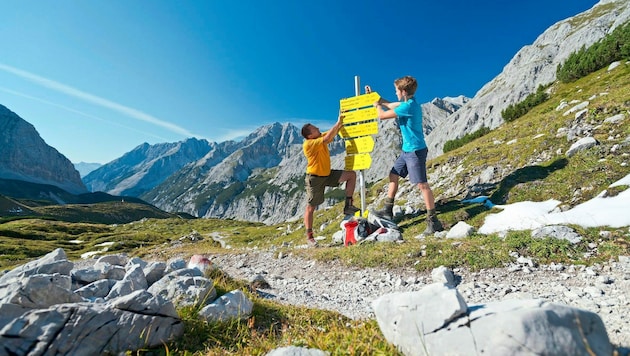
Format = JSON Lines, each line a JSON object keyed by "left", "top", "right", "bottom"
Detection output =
{"left": 423, "top": 215, "right": 444, "bottom": 235}
{"left": 343, "top": 205, "right": 360, "bottom": 216}
{"left": 307, "top": 236, "right": 318, "bottom": 247}
{"left": 373, "top": 203, "right": 393, "bottom": 221}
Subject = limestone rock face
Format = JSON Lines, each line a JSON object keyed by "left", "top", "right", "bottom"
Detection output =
{"left": 425, "top": 0, "right": 630, "bottom": 158}
{"left": 0, "top": 104, "right": 86, "bottom": 194}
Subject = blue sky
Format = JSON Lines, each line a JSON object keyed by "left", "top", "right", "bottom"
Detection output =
{"left": 0, "top": 0, "right": 598, "bottom": 164}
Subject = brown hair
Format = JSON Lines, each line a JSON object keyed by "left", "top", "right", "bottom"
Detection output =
{"left": 394, "top": 76, "right": 418, "bottom": 96}
{"left": 301, "top": 123, "right": 313, "bottom": 139}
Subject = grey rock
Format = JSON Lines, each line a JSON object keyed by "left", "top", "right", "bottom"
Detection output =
{"left": 144, "top": 261, "right": 167, "bottom": 285}
{"left": 566, "top": 137, "right": 599, "bottom": 157}
{"left": 446, "top": 221, "right": 475, "bottom": 239}
{"left": 0, "top": 248, "right": 72, "bottom": 285}
{"left": 0, "top": 290, "right": 183, "bottom": 355}
{"left": 604, "top": 113, "right": 625, "bottom": 124}
{"left": 431, "top": 266, "right": 457, "bottom": 287}
{"left": 0, "top": 274, "right": 83, "bottom": 308}
{"left": 96, "top": 254, "right": 128, "bottom": 266}
{"left": 74, "top": 279, "right": 114, "bottom": 300}
{"left": 373, "top": 283, "right": 613, "bottom": 356}
{"left": 199, "top": 289, "right": 254, "bottom": 322}
{"left": 532, "top": 225, "right": 582, "bottom": 244}
{"left": 148, "top": 274, "right": 216, "bottom": 308}
{"left": 372, "top": 283, "right": 467, "bottom": 342}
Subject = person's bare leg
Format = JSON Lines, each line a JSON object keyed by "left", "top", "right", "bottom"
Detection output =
{"left": 417, "top": 183, "right": 435, "bottom": 211}
{"left": 304, "top": 204, "right": 315, "bottom": 237}
{"left": 339, "top": 170, "right": 356, "bottom": 197}
{"left": 387, "top": 172, "right": 399, "bottom": 199}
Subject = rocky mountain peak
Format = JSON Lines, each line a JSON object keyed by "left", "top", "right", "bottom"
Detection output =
{"left": 0, "top": 104, "right": 86, "bottom": 194}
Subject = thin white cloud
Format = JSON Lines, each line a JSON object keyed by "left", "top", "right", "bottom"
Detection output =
{"left": 0, "top": 87, "right": 170, "bottom": 141}
{"left": 0, "top": 63, "right": 204, "bottom": 139}
{"left": 216, "top": 128, "right": 253, "bottom": 142}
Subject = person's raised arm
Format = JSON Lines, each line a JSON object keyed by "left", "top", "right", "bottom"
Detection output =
{"left": 375, "top": 101, "right": 399, "bottom": 120}
{"left": 365, "top": 85, "right": 400, "bottom": 120}
{"left": 322, "top": 114, "right": 344, "bottom": 143}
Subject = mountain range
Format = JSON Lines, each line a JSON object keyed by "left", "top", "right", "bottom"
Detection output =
{"left": 1, "top": 0, "right": 628, "bottom": 225}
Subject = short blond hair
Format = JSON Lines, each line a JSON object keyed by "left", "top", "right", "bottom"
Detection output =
{"left": 394, "top": 76, "right": 418, "bottom": 96}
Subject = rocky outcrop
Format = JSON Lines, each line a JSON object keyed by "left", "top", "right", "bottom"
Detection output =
{"left": 0, "top": 104, "right": 86, "bottom": 194}
{"left": 0, "top": 249, "right": 254, "bottom": 355}
{"left": 372, "top": 282, "right": 613, "bottom": 356}
{"left": 425, "top": 0, "right": 630, "bottom": 158}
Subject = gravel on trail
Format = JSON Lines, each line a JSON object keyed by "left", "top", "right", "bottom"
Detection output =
{"left": 208, "top": 250, "right": 630, "bottom": 349}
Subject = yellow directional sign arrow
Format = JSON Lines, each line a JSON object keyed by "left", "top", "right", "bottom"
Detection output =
{"left": 338, "top": 121, "right": 378, "bottom": 139}
{"left": 340, "top": 92, "right": 380, "bottom": 111}
{"left": 345, "top": 153, "right": 372, "bottom": 171}
{"left": 345, "top": 136, "right": 375, "bottom": 154}
{"left": 341, "top": 107, "right": 378, "bottom": 124}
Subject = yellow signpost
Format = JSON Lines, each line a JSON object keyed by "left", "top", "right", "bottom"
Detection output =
{"left": 344, "top": 135, "right": 374, "bottom": 155}
{"left": 345, "top": 153, "right": 372, "bottom": 171}
{"left": 338, "top": 121, "right": 378, "bottom": 139}
{"left": 341, "top": 107, "right": 378, "bottom": 124}
{"left": 339, "top": 78, "right": 381, "bottom": 216}
{"left": 340, "top": 92, "right": 381, "bottom": 111}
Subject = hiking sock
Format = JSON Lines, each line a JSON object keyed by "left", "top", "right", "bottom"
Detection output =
{"left": 306, "top": 228, "right": 314, "bottom": 239}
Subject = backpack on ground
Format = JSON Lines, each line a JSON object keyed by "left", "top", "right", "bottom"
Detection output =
{"left": 340, "top": 217, "right": 378, "bottom": 246}
{"left": 339, "top": 216, "right": 402, "bottom": 246}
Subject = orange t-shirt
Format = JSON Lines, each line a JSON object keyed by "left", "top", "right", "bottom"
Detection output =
{"left": 303, "top": 134, "right": 331, "bottom": 176}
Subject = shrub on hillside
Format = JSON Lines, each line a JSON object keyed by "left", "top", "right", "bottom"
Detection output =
{"left": 557, "top": 21, "right": 630, "bottom": 83}
{"left": 443, "top": 126, "right": 491, "bottom": 153}
{"left": 501, "top": 85, "right": 549, "bottom": 123}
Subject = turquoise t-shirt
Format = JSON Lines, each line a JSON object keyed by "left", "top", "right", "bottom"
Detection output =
{"left": 394, "top": 98, "right": 426, "bottom": 152}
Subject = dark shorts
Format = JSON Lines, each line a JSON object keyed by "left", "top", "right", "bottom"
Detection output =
{"left": 390, "top": 148, "right": 428, "bottom": 184}
{"left": 305, "top": 170, "right": 343, "bottom": 206}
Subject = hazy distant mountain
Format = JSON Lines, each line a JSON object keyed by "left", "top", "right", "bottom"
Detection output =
{"left": 0, "top": 104, "right": 86, "bottom": 194}
{"left": 425, "top": 0, "right": 630, "bottom": 158}
{"left": 83, "top": 138, "right": 215, "bottom": 197}
{"left": 74, "top": 162, "right": 102, "bottom": 177}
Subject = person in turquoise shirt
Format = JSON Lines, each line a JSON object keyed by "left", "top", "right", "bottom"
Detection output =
{"left": 368, "top": 75, "right": 443, "bottom": 234}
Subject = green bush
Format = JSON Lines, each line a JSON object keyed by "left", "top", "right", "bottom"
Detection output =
{"left": 443, "top": 126, "right": 491, "bottom": 153}
{"left": 501, "top": 84, "right": 549, "bottom": 122}
{"left": 557, "top": 21, "right": 630, "bottom": 83}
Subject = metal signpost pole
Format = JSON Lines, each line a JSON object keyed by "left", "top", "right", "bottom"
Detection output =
{"left": 353, "top": 75, "right": 366, "bottom": 216}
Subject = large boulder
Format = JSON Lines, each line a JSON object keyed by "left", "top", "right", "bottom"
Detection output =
{"left": 372, "top": 283, "right": 612, "bottom": 356}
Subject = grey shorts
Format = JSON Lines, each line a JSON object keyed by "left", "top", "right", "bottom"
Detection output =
{"left": 305, "top": 170, "right": 343, "bottom": 206}
{"left": 390, "top": 148, "right": 428, "bottom": 184}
